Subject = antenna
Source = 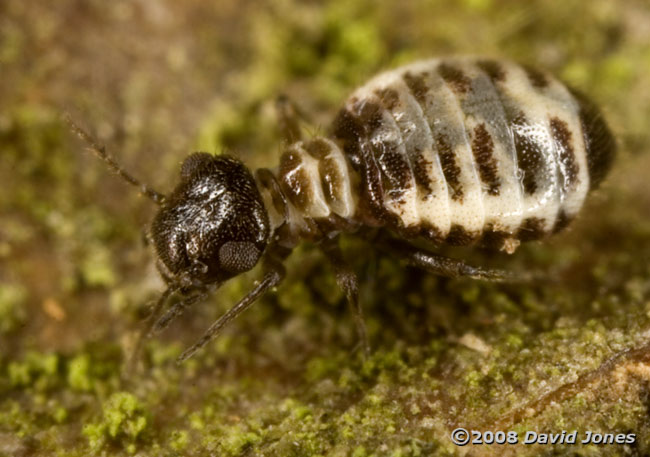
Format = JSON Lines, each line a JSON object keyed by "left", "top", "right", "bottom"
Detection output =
{"left": 63, "top": 113, "right": 166, "bottom": 205}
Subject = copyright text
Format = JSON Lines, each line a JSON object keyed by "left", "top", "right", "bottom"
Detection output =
{"left": 450, "top": 428, "right": 636, "bottom": 446}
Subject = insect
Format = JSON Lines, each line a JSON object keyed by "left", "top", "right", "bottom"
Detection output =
{"left": 67, "top": 56, "right": 615, "bottom": 363}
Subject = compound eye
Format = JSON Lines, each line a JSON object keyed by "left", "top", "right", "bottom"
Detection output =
{"left": 218, "top": 241, "right": 262, "bottom": 274}
{"left": 181, "top": 152, "right": 214, "bottom": 180}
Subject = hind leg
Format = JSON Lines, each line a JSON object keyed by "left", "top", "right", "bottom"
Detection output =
{"left": 375, "top": 236, "right": 532, "bottom": 283}
{"left": 321, "top": 237, "right": 370, "bottom": 356}
{"left": 275, "top": 94, "right": 312, "bottom": 144}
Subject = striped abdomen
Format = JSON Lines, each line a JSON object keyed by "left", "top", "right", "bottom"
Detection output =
{"left": 331, "top": 57, "right": 615, "bottom": 252}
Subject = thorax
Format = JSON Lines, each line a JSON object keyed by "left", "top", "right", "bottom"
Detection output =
{"left": 255, "top": 137, "right": 362, "bottom": 247}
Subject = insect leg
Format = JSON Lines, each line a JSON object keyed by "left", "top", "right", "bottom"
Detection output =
{"left": 275, "top": 94, "right": 309, "bottom": 144}
{"left": 63, "top": 113, "right": 167, "bottom": 205}
{"left": 376, "top": 237, "right": 531, "bottom": 283}
{"left": 321, "top": 238, "right": 370, "bottom": 356}
{"left": 176, "top": 252, "right": 287, "bottom": 363}
{"left": 150, "top": 288, "right": 209, "bottom": 335}
{"left": 127, "top": 285, "right": 177, "bottom": 371}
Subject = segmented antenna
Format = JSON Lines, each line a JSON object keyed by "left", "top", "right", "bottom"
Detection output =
{"left": 63, "top": 113, "right": 166, "bottom": 204}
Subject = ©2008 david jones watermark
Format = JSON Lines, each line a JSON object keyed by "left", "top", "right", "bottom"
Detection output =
{"left": 450, "top": 428, "right": 636, "bottom": 446}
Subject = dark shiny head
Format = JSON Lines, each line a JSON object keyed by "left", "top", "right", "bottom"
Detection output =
{"left": 151, "top": 153, "right": 269, "bottom": 285}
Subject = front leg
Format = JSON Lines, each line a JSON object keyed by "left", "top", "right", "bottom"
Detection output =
{"left": 150, "top": 287, "right": 210, "bottom": 335}
{"left": 176, "top": 248, "right": 289, "bottom": 363}
{"left": 128, "top": 260, "right": 212, "bottom": 370}
{"left": 127, "top": 285, "right": 178, "bottom": 372}
{"left": 321, "top": 237, "right": 370, "bottom": 356}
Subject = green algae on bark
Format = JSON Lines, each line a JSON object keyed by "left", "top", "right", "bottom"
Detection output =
{"left": 82, "top": 392, "right": 150, "bottom": 454}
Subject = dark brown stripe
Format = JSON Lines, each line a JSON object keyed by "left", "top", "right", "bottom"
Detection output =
{"left": 403, "top": 71, "right": 430, "bottom": 105}
{"left": 523, "top": 65, "right": 549, "bottom": 89}
{"left": 477, "top": 59, "right": 506, "bottom": 82}
{"left": 304, "top": 138, "right": 333, "bottom": 160}
{"left": 569, "top": 88, "right": 616, "bottom": 190}
{"left": 331, "top": 97, "right": 385, "bottom": 165}
{"left": 378, "top": 142, "right": 412, "bottom": 202}
{"left": 279, "top": 150, "right": 312, "bottom": 212}
{"left": 375, "top": 87, "right": 400, "bottom": 111}
{"left": 354, "top": 100, "right": 392, "bottom": 222}
{"left": 446, "top": 224, "right": 480, "bottom": 245}
{"left": 375, "top": 86, "right": 416, "bottom": 201}
{"left": 471, "top": 123, "right": 501, "bottom": 196}
{"left": 331, "top": 106, "right": 364, "bottom": 165}
{"left": 549, "top": 117, "right": 579, "bottom": 193}
{"left": 319, "top": 156, "right": 344, "bottom": 206}
{"left": 438, "top": 63, "right": 471, "bottom": 94}
{"left": 360, "top": 93, "right": 414, "bottom": 204}
{"left": 332, "top": 99, "right": 392, "bottom": 225}
{"left": 512, "top": 112, "right": 545, "bottom": 195}
{"left": 418, "top": 222, "right": 444, "bottom": 243}
{"left": 517, "top": 217, "right": 547, "bottom": 242}
{"left": 356, "top": 98, "right": 385, "bottom": 131}
{"left": 402, "top": 73, "right": 438, "bottom": 199}
{"left": 412, "top": 147, "right": 434, "bottom": 195}
{"left": 279, "top": 149, "right": 301, "bottom": 175}
{"left": 436, "top": 134, "right": 463, "bottom": 201}
{"left": 481, "top": 224, "right": 513, "bottom": 250}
